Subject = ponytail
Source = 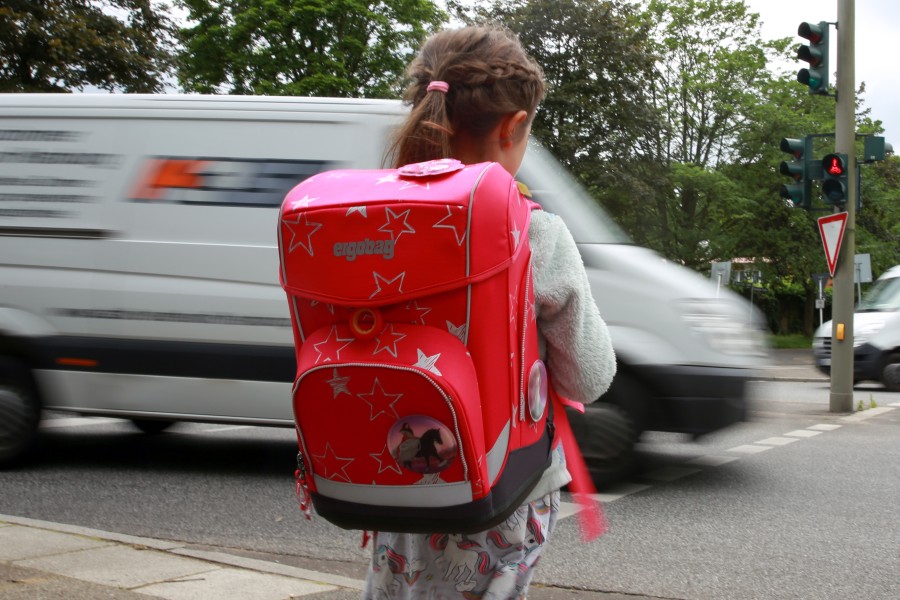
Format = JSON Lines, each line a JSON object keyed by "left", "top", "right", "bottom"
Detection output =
{"left": 389, "top": 26, "right": 545, "bottom": 168}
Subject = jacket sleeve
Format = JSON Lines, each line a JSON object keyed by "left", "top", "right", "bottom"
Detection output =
{"left": 529, "top": 210, "right": 616, "bottom": 404}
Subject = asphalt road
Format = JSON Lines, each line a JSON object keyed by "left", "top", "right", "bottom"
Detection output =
{"left": 1, "top": 374, "right": 898, "bottom": 599}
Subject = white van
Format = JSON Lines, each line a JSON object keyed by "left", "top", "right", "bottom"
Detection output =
{"left": 0, "top": 94, "right": 768, "bottom": 480}
{"left": 812, "top": 265, "right": 900, "bottom": 391}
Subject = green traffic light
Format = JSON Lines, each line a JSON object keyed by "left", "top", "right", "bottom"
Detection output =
{"left": 780, "top": 183, "right": 805, "bottom": 206}
{"left": 778, "top": 136, "right": 813, "bottom": 209}
{"left": 797, "top": 21, "right": 830, "bottom": 95}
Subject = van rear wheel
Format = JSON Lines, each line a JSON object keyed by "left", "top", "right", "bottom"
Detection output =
{"left": 0, "top": 357, "right": 41, "bottom": 467}
{"left": 566, "top": 402, "right": 636, "bottom": 489}
{"left": 882, "top": 353, "right": 900, "bottom": 392}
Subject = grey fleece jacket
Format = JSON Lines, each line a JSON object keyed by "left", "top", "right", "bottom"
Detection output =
{"left": 525, "top": 209, "right": 617, "bottom": 500}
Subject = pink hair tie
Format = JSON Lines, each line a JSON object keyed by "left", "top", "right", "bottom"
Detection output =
{"left": 427, "top": 81, "right": 449, "bottom": 93}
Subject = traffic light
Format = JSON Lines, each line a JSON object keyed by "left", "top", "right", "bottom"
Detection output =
{"left": 797, "top": 21, "right": 829, "bottom": 95}
{"left": 779, "top": 137, "right": 811, "bottom": 209}
{"left": 821, "top": 153, "right": 848, "bottom": 205}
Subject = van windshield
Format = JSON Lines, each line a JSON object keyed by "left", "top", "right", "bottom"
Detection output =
{"left": 518, "top": 142, "right": 631, "bottom": 245}
{"left": 857, "top": 275, "right": 900, "bottom": 312}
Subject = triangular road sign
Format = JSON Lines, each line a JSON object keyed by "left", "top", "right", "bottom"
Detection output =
{"left": 818, "top": 212, "right": 848, "bottom": 277}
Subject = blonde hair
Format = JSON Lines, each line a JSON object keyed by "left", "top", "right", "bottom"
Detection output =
{"left": 390, "top": 26, "right": 545, "bottom": 168}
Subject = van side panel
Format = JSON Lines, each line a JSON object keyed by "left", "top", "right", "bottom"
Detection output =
{"left": 0, "top": 97, "right": 398, "bottom": 422}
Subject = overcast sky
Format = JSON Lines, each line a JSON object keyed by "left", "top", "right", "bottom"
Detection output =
{"left": 744, "top": 0, "right": 899, "bottom": 143}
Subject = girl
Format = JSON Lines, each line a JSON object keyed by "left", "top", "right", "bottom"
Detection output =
{"left": 365, "top": 25, "right": 616, "bottom": 599}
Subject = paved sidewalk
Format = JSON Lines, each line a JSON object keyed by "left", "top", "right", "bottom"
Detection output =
{"left": 0, "top": 514, "right": 364, "bottom": 600}
{"left": 0, "top": 349, "right": 825, "bottom": 600}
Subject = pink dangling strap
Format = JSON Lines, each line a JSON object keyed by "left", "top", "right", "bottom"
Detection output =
{"left": 550, "top": 389, "right": 608, "bottom": 542}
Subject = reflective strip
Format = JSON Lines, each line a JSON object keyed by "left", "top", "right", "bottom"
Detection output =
{"left": 314, "top": 477, "right": 473, "bottom": 507}
{"left": 486, "top": 419, "right": 511, "bottom": 485}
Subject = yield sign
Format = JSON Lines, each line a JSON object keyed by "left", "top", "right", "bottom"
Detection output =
{"left": 818, "top": 212, "right": 848, "bottom": 277}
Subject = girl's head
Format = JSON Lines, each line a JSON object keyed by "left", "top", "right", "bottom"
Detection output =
{"left": 390, "top": 25, "right": 545, "bottom": 175}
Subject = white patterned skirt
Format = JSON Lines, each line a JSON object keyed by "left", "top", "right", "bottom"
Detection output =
{"left": 363, "top": 491, "right": 560, "bottom": 600}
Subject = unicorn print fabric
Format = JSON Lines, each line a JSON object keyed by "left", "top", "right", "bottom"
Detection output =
{"left": 364, "top": 492, "right": 559, "bottom": 599}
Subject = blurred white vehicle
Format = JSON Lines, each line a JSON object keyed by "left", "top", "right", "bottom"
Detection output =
{"left": 0, "top": 95, "right": 768, "bottom": 480}
{"left": 812, "top": 265, "right": 900, "bottom": 391}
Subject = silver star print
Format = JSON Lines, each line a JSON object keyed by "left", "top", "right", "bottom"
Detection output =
{"left": 511, "top": 221, "right": 521, "bottom": 248}
{"left": 289, "top": 194, "right": 318, "bottom": 210}
{"left": 326, "top": 368, "right": 351, "bottom": 398}
{"left": 312, "top": 326, "right": 355, "bottom": 364}
{"left": 357, "top": 378, "right": 403, "bottom": 421}
{"left": 433, "top": 205, "right": 467, "bottom": 246}
{"left": 413, "top": 349, "right": 442, "bottom": 376}
{"left": 369, "top": 271, "right": 406, "bottom": 299}
{"left": 369, "top": 444, "right": 402, "bottom": 475}
{"left": 373, "top": 324, "right": 407, "bottom": 358}
{"left": 446, "top": 320, "right": 468, "bottom": 344}
{"left": 284, "top": 213, "right": 322, "bottom": 256}
{"left": 379, "top": 207, "right": 416, "bottom": 241}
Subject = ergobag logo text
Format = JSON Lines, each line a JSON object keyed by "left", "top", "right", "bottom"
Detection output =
{"left": 332, "top": 238, "right": 395, "bottom": 261}
{"left": 277, "top": 158, "right": 552, "bottom": 533}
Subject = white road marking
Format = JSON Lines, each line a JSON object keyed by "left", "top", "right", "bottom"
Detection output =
{"left": 756, "top": 437, "right": 800, "bottom": 446}
{"left": 559, "top": 406, "right": 895, "bottom": 523}
{"left": 784, "top": 429, "right": 823, "bottom": 438}
{"left": 557, "top": 501, "right": 581, "bottom": 520}
{"left": 591, "top": 483, "right": 652, "bottom": 502}
{"left": 557, "top": 483, "right": 652, "bottom": 520}
{"left": 840, "top": 407, "right": 897, "bottom": 422}
{"left": 728, "top": 444, "right": 773, "bottom": 454}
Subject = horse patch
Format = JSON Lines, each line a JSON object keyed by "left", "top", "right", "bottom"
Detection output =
{"left": 389, "top": 416, "right": 457, "bottom": 474}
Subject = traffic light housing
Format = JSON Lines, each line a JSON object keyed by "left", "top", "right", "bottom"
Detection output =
{"left": 779, "top": 137, "right": 812, "bottom": 209}
{"left": 821, "top": 152, "right": 848, "bottom": 205}
{"left": 797, "top": 21, "right": 829, "bottom": 95}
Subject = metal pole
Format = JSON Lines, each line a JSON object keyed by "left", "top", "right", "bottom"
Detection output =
{"left": 819, "top": 279, "right": 824, "bottom": 327}
{"left": 830, "top": 0, "right": 855, "bottom": 413}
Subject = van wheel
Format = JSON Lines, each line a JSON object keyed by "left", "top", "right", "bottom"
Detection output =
{"left": 131, "top": 419, "right": 175, "bottom": 434}
{"left": 0, "top": 357, "right": 41, "bottom": 467}
{"left": 882, "top": 353, "right": 900, "bottom": 392}
{"left": 603, "top": 370, "right": 650, "bottom": 435}
{"left": 566, "top": 402, "right": 636, "bottom": 489}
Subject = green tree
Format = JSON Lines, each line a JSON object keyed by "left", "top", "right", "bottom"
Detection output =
{"left": 175, "top": 0, "right": 446, "bottom": 97}
{"left": 636, "top": 0, "right": 787, "bottom": 270}
{"left": 0, "top": 0, "right": 176, "bottom": 93}
{"left": 449, "top": 0, "right": 664, "bottom": 225}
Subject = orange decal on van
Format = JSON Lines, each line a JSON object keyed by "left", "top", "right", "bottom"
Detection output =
{"left": 130, "top": 159, "right": 208, "bottom": 200}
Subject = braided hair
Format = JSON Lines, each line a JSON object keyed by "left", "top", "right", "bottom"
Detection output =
{"left": 389, "top": 25, "right": 545, "bottom": 168}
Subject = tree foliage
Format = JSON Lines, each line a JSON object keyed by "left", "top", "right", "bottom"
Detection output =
{"left": 453, "top": 0, "right": 898, "bottom": 335}
{"left": 449, "top": 0, "right": 664, "bottom": 238}
{"left": 175, "top": 0, "right": 446, "bottom": 97}
{"left": 0, "top": 0, "right": 176, "bottom": 93}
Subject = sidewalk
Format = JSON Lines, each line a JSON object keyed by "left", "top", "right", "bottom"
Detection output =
{"left": 0, "top": 514, "right": 364, "bottom": 599}
{"left": 0, "top": 350, "right": 823, "bottom": 600}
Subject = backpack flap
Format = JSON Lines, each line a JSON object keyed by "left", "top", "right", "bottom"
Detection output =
{"left": 278, "top": 161, "right": 524, "bottom": 307}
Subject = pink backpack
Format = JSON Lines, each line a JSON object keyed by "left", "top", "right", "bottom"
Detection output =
{"left": 277, "top": 159, "right": 553, "bottom": 533}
